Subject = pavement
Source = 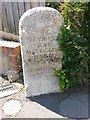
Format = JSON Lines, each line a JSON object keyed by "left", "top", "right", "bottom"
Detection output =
{"left": 30, "top": 91, "right": 89, "bottom": 119}
{"left": 0, "top": 77, "right": 90, "bottom": 119}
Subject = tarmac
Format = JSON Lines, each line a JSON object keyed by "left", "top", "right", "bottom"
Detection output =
{"left": 0, "top": 77, "right": 90, "bottom": 119}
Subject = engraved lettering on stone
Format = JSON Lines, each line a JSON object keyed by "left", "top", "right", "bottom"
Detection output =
{"left": 19, "top": 7, "right": 63, "bottom": 96}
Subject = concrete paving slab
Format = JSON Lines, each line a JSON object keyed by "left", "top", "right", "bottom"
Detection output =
{"left": 30, "top": 92, "right": 71, "bottom": 115}
{"left": 59, "top": 92, "right": 88, "bottom": 118}
{"left": 1, "top": 84, "right": 89, "bottom": 119}
{"left": 16, "top": 100, "right": 64, "bottom": 118}
{"left": 30, "top": 91, "right": 89, "bottom": 119}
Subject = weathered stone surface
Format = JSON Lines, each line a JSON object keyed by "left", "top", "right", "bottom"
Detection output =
{"left": 19, "top": 7, "right": 63, "bottom": 97}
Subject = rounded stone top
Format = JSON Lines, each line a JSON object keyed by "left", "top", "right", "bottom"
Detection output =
{"left": 20, "top": 7, "right": 60, "bottom": 19}
{"left": 19, "top": 7, "right": 64, "bottom": 27}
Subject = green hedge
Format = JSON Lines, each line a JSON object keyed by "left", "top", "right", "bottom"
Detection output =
{"left": 46, "top": 2, "right": 90, "bottom": 92}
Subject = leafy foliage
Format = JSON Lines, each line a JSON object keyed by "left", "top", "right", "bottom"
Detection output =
{"left": 46, "top": 2, "right": 90, "bottom": 91}
{"left": 45, "top": 1, "right": 62, "bottom": 9}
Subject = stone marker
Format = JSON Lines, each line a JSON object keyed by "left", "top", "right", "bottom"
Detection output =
{"left": 19, "top": 7, "right": 63, "bottom": 97}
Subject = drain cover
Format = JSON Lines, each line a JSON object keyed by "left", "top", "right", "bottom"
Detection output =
{"left": 3, "top": 100, "right": 21, "bottom": 116}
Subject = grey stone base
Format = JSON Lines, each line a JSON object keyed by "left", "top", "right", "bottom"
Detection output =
{"left": 24, "top": 74, "right": 59, "bottom": 97}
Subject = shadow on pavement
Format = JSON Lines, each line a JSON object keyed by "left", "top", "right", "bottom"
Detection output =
{"left": 29, "top": 92, "right": 70, "bottom": 116}
{"left": 29, "top": 90, "right": 89, "bottom": 119}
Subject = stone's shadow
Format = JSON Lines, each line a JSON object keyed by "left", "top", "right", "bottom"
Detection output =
{"left": 29, "top": 91, "right": 89, "bottom": 119}
{"left": 29, "top": 92, "right": 71, "bottom": 115}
